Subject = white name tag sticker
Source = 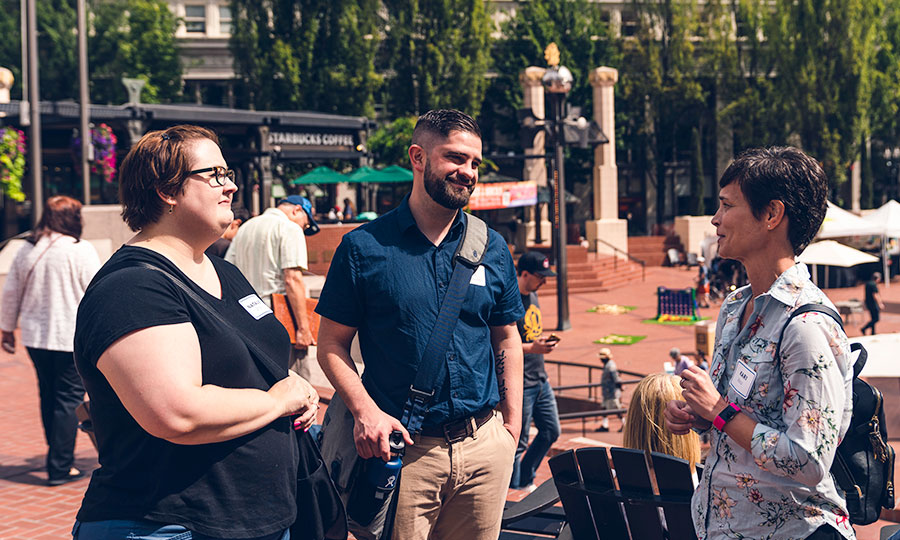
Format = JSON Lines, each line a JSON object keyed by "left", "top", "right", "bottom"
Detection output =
{"left": 729, "top": 359, "right": 757, "bottom": 399}
{"left": 470, "top": 265, "right": 486, "bottom": 286}
{"left": 239, "top": 294, "right": 272, "bottom": 320}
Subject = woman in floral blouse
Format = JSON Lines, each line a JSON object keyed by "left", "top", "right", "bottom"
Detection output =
{"left": 665, "top": 147, "right": 855, "bottom": 540}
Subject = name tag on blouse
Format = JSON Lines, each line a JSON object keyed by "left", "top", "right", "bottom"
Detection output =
{"left": 729, "top": 359, "right": 757, "bottom": 399}
{"left": 239, "top": 294, "right": 273, "bottom": 320}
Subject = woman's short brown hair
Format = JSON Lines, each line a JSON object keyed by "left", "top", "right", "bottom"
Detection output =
{"left": 29, "top": 195, "right": 83, "bottom": 243}
{"left": 118, "top": 125, "right": 219, "bottom": 231}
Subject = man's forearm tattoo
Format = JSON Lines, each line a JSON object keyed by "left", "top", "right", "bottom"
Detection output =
{"left": 495, "top": 350, "right": 507, "bottom": 401}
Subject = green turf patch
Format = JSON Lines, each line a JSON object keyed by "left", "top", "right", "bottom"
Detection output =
{"left": 587, "top": 304, "right": 637, "bottom": 315}
{"left": 593, "top": 334, "right": 647, "bottom": 345}
{"left": 642, "top": 316, "right": 712, "bottom": 326}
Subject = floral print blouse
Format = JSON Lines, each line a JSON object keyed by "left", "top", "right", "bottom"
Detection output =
{"left": 693, "top": 264, "right": 855, "bottom": 540}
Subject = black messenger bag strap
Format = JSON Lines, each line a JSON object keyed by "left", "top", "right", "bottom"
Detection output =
{"left": 399, "top": 213, "right": 489, "bottom": 437}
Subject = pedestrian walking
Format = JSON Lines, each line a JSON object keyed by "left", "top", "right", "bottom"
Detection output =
{"left": 860, "top": 272, "right": 885, "bottom": 335}
{"left": 510, "top": 251, "right": 560, "bottom": 491}
{"left": 596, "top": 348, "right": 623, "bottom": 432}
{"left": 0, "top": 195, "right": 100, "bottom": 486}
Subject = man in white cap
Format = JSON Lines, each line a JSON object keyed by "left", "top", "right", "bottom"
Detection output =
{"left": 597, "top": 348, "right": 623, "bottom": 432}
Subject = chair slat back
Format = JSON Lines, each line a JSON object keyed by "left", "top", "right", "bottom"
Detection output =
{"left": 650, "top": 452, "right": 699, "bottom": 540}
{"left": 574, "top": 448, "right": 629, "bottom": 540}
{"left": 610, "top": 448, "right": 666, "bottom": 540}
{"left": 549, "top": 451, "right": 599, "bottom": 540}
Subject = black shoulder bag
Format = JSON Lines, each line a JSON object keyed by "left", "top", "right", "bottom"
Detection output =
{"left": 136, "top": 261, "right": 348, "bottom": 540}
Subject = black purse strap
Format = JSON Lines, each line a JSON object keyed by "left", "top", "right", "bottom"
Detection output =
{"left": 134, "top": 261, "right": 287, "bottom": 384}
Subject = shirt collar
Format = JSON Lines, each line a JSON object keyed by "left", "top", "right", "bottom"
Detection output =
{"left": 394, "top": 195, "right": 466, "bottom": 238}
{"left": 762, "top": 262, "right": 810, "bottom": 307}
{"left": 263, "top": 207, "right": 290, "bottom": 221}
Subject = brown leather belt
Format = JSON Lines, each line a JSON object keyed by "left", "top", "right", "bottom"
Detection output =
{"left": 419, "top": 408, "right": 494, "bottom": 443}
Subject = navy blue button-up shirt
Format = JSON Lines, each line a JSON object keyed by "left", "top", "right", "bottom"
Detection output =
{"left": 315, "top": 197, "right": 524, "bottom": 427}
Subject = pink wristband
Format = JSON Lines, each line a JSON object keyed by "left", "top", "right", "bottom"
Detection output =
{"left": 713, "top": 402, "right": 741, "bottom": 431}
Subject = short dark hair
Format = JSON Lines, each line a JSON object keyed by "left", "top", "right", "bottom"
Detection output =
{"left": 232, "top": 206, "right": 250, "bottom": 222}
{"left": 719, "top": 147, "right": 827, "bottom": 255}
{"left": 29, "top": 195, "right": 83, "bottom": 243}
{"left": 411, "top": 109, "right": 482, "bottom": 148}
{"left": 118, "top": 125, "right": 220, "bottom": 231}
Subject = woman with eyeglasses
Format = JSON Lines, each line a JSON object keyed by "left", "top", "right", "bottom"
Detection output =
{"left": 72, "top": 125, "right": 319, "bottom": 540}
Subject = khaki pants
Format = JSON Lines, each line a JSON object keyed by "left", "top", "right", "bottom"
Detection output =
{"left": 392, "top": 412, "right": 517, "bottom": 540}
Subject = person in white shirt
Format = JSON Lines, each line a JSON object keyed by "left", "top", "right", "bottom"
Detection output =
{"left": 0, "top": 195, "right": 100, "bottom": 486}
{"left": 225, "top": 195, "right": 319, "bottom": 369}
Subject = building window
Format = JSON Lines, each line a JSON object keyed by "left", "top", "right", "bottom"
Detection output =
{"left": 184, "top": 5, "right": 206, "bottom": 33}
{"left": 219, "top": 5, "right": 232, "bottom": 34}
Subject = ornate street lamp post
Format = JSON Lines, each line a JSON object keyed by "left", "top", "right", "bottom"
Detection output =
{"left": 542, "top": 44, "right": 573, "bottom": 331}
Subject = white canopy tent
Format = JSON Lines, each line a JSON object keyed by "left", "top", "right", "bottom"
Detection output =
{"left": 797, "top": 240, "right": 880, "bottom": 286}
{"left": 815, "top": 201, "right": 887, "bottom": 286}
{"left": 817, "top": 202, "right": 883, "bottom": 238}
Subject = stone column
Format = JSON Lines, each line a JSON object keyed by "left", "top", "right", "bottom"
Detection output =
{"left": 520, "top": 66, "right": 550, "bottom": 246}
{"left": 585, "top": 67, "right": 628, "bottom": 256}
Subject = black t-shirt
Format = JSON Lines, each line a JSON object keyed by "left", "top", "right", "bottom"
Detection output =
{"left": 517, "top": 292, "right": 548, "bottom": 387}
{"left": 865, "top": 280, "right": 879, "bottom": 310}
{"left": 74, "top": 246, "right": 298, "bottom": 538}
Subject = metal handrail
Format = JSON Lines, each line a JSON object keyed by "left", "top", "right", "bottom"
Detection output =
{"left": 546, "top": 358, "right": 646, "bottom": 401}
{"left": 594, "top": 238, "right": 646, "bottom": 281}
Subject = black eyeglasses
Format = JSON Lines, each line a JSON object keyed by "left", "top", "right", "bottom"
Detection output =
{"left": 189, "top": 166, "right": 235, "bottom": 187}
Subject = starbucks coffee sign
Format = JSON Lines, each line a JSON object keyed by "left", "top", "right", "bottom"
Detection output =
{"left": 268, "top": 131, "right": 355, "bottom": 148}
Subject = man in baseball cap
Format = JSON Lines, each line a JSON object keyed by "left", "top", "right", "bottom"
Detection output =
{"left": 597, "top": 347, "right": 623, "bottom": 432}
{"left": 510, "top": 250, "right": 559, "bottom": 491}
{"left": 225, "top": 194, "right": 318, "bottom": 373}
{"left": 516, "top": 251, "right": 557, "bottom": 278}
{"left": 279, "top": 195, "right": 320, "bottom": 236}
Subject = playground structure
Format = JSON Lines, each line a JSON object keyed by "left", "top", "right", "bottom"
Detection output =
{"left": 656, "top": 286, "right": 700, "bottom": 322}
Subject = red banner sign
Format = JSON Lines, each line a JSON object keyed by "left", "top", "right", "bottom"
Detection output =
{"left": 468, "top": 181, "right": 538, "bottom": 210}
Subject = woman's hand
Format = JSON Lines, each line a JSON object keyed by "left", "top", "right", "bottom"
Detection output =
{"left": 269, "top": 371, "right": 319, "bottom": 432}
{"left": 665, "top": 399, "right": 710, "bottom": 434}
{"left": 679, "top": 365, "right": 727, "bottom": 423}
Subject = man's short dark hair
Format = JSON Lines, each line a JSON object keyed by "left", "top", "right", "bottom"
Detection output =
{"left": 719, "top": 146, "right": 827, "bottom": 255}
{"left": 411, "top": 109, "right": 482, "bottom": 147}
{"left": 119, "top": 125, "right": 219, "bottom": 231}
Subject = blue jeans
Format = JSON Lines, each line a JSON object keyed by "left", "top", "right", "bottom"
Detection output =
{"left": 510, "top": 379, "right": 560, "bottom": 488}
{"left": 72, "top": 520, "right": 289, "bottom": 540}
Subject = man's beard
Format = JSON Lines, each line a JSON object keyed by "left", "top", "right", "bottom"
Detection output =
{"left": 423, "top": 160, "right": 475, "bottom": 210}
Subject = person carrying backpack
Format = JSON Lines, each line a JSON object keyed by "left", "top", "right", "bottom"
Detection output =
{"left": 664, "top": 147, "right": 856, "bottom": 539}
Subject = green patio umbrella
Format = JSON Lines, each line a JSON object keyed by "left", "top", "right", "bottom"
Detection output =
{"left": 377, "top": 165, "right": 414, "bottom": 183}
{"left": 345, "top": 166, "right": 378, "bottom": 183}
{"left": 291, "top": 166, "right": 347, "bottom": 185}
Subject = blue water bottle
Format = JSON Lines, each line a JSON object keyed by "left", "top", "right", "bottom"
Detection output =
{"left": 348, "top": 430, "right": 406, "bottom": 526}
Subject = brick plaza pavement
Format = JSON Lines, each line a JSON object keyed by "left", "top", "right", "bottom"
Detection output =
{"left": 0, "top": 266, "right": 897, "bottom": 539}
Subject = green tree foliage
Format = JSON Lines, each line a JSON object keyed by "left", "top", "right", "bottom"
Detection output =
{"left": 90, "top": 0, "right": 182, "bottom": 104}
{"left": 367, "top": 115, "right": 416, "bottom": 167}
{"left": 380, "top": 0, "right": 492, "bottom": 117}
{"left": 0, "top": 0, "right": 181, "bottom": 103}
{"left": 230, "top": 0, "right": 380, "bottom": 116}
{"left": 486, "top": 0, "right": 617, "bottom": 149}
{"left": 618, "top": 0, "right": 706, "bottom": 224}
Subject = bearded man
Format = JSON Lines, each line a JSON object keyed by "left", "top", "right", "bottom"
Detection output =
{"left": 316, "top": 109, "right": 524, "bottom": 540}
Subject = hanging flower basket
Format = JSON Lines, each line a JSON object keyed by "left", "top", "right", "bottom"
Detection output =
{"left": 72, "top": 123, "right": 118, "bottom": 184}
{"left": 0, "top": 127, "right": 26, "bottom": 202}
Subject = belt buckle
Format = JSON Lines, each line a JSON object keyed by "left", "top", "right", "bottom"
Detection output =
{"left": 442, "top": 418, "right": 466, "bottom": 444}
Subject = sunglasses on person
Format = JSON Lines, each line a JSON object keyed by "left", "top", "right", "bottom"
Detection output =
{"left": 189, "top": 166, "right": 235, "bottom": 186}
